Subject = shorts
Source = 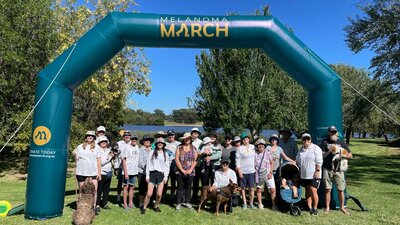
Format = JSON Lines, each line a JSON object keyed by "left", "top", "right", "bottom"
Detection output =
{"left": 256, "top": 174, "right": 275, "bottom": 189}
{"left": 76, "top": 175, "right": 97, "bottom": 183}
{"left": 149, "top": 171, "right": 165, "bottom": 185}
{"left": 138, "top": 173, "right": 148, "bottom": 195}
{"left": 240, "top": 173, "right": 255, "bottom": 188}
{"left": 322, "top": 169, "right": 346, "bottom": 191}
{"left": 301, "top": 178, "right": 321, "bottom": 189}
{"left": 123, "top": 175, "right": 137, "bottom": 186}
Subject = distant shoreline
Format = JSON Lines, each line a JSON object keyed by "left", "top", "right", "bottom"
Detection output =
{"left": 163, "top": 121, "right": 203, "bottom": 127}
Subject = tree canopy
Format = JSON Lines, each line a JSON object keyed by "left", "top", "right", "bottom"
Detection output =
{"left": 345, "top": 0, "right": 400, "bottom": 88}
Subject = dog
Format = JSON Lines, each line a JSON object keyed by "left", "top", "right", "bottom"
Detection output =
{"left": 73, "top": 178, "right": 96, "bottom": 225}
{"left": 197, "top": 180, "right": 239, "bottom": 215}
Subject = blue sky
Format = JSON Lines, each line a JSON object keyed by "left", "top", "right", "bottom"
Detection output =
{"left": 129, "top": 0, "right": 373, "bottom": 114}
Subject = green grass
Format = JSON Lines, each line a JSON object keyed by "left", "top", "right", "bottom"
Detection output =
{"left": 1, "top": 139, "right": 399, "bottom": 225}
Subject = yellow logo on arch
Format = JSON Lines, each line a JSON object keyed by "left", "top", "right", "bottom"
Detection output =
{"left": 33, "top": 126, "right": 51, "bottom": 146}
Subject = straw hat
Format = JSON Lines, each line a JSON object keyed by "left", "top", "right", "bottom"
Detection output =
{"left": 179, "top": 132, "right": 192, "bottom": 140}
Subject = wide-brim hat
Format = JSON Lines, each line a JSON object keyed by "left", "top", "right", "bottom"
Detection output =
{"left": 279, "top": 128, "right": 292, "bottom": 135}
{"left": 155, "top": 138, "right": 167, "bottom": 147}
{"left": 85, "top": 131, "right": 96, "bottom": 139}
{"left": 191, "top": 127, "right": 201, "bottom": 135}
{"left": 179, "top": 132, "right": 192, "bottom": 140}
{"left": 140, "top": 135, "right": 154, "bottom": 145}
{"left": 254, "top": 138, "right": 267, "bottom": 147}
{"left": 97, "top": 136, "right": 109, "bottom": 144}
{"left": 202, "top": 137, "right": 212, "bottom": 145}
{"left": 97, "top": 126, "right": 106, "bottom": 132}
{"left": 154, "top": 131, "right": 167, "bottom": 138}
{"left": 268, "top": 134, "right": 279, "bottom": 143}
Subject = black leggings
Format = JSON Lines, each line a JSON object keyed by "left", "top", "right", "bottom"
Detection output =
{"left": 97, "top": 174, "right": 111, "bottom": 207}
{"left": 201, "top": 165, "right": 216, "bottom": 186}
{"left": 176, "top": 174, "right": 194, "bottom": 204}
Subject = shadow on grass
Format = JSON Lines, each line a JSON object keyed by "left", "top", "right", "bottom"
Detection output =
{"left": 346, "top": 153, "right": 400, "bottom": 186}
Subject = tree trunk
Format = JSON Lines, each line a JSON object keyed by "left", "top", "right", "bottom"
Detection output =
{"left": 345, "top": 125, "right": 352, "bottom": 145}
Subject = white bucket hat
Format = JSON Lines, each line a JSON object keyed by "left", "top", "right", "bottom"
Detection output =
{"left": 97, "top": 135, "right": 109, "bottom": 144}
{"left": 202, "top": 137, "right": 212, "bottom": 145}
{"left": 97, "top": 126, "right": 106, "bottom": 132}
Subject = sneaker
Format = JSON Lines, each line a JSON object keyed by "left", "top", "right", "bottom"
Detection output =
{"left": 124, "top": 205, "right": 130, "bottom": 211}
{"left": 141, "top": 208, "right": 146, "bottom": 215}
{"left": 176, "top": 204, "right": 181, "bottom": 211}
{"left": 272, "top": 205, "right": 278, "bottom": 211}
{"left": 242, "top": 204, "right": 248, "bottom": 209}
{"left": 310, "top": 208, "right": 318, "bottom": 216}
{"left": 258, "top": 204, "right": 264, "bottom": 209}
{"left": 154, "top": 207, "right": 161, "bottom": 213}
{"left": 94, "top": 207, "right": 100, "bottom": 215}
{"left": 186, "top": 203, "right": 193, "bottom": 209}
{"left": 102, "top": 205, "right": 111, "bottom": 210}
{"left": 249, "top": 204, "right": 255, "bottom": 209}
{"left": 129, "top": 205, "right": 136, "bottom": 209}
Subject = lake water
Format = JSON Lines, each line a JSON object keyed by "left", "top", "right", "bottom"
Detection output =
{"left": 123, "top": 124, "right": 279, "bottom": 137}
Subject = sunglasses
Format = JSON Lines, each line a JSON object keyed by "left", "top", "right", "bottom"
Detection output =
{"left": 302, "top": 137, "right": 311, "bottom": 141}
{"left": 222, "top": 162, "right": 229, "bottom": 165}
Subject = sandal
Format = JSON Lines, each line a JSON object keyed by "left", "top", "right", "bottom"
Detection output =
{"left": 340, "top": 208, "right": 350, "bottom": 215}
{"left": 323, "top": 209, "right": 330, "bottom": 214}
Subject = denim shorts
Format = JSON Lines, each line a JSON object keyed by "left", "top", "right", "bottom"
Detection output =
{"left": 123, "top": 175, "right": 137, "bottom": 186}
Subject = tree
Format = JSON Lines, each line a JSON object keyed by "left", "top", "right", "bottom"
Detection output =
{"left": 171, "top": 108, "right": 199, "bottom": 124}
{"left": 0, "top": 0, "right": 59, "bottom": 152}
{"left": 194, "top": 47, "right": 307, "bottom": 137}
{"left": 54, "top": 0, "right": 151, "bottom": 149}
{"left": 344, "top": 0, "right": 400, "bottom": 88}
{"left": 332, "top": 63, "right": 400, "bottom": 144}
{"left": 123, "top": 109, "right": 164, "bottom": 125}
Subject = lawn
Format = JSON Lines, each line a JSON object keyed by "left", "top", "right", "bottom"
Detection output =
{"left": 0, "top": 139, "right": 399, "bottom": 225}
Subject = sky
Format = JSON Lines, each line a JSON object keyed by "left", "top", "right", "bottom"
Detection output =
{"left": 129, "top": 0, "right": 373, "bottom": 114}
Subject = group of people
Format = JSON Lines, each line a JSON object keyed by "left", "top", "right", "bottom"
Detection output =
{"left": 72, "top": 125, "right": 353, "bottom": 216}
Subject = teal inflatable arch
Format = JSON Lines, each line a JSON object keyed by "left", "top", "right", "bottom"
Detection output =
{"left": 26, "top": 13, "right": 342, "bottom": 219}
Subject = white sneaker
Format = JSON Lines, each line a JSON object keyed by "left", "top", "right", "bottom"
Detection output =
{"left": 259, "top": 204, "right": 264, "bottom": 209}
{"left": 176, "top": 204, "right": 181, "bottom": 211}
{"left": 186, "top": 203, "right": 193, "bottom": 209}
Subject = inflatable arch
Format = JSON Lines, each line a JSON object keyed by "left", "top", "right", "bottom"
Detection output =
{"left": 26, "top": 13, "right": 342, "bottom": 219}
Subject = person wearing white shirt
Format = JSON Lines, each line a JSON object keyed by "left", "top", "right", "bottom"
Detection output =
{"left": 236, "top": 133, "right": 256, "bottom": 209}
{"left": 164, "top": 129, "right": 181, "bottom": 204}
{"left": 115, "top": 130, "right": 133, "bottom": 204}
{"left": 96, "top": 136, "right": 114, "bottom": 212}
{"left": 296, "top": 133, "right": 323, "bottom": 216}
{"left": 141, "top": 139, "right": 170, "bottom": 214}
{"left": 72, "top": 131, "right": 101, "bottom": 208}
{"left": 121, "top": 136, "right": 140, "bottom": 210}
{"left": 191, "top": 127, "right": 203, "bottom": 204}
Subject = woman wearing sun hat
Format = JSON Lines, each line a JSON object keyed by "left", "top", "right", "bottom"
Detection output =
{"left": 254, "top": 138, "right": 276, "bottom": 210}
{"left": 96, "top": 136, "right": 114, "bottom": 212}
{"left": 236, "top": 132, "right": 256, "bottom": 209}
{"left": 138, "top": 135, "right": 154, "bottom": 209}
{"left": 141, "top": 138, "right": 170, "bottom": 214}
{"left": 267, "top": 134, "right": 296, "bottom": 176}
{"left": 72, "top": 131, "right": 102, "bottom": 208}
{"left": 175, "top": 132, "right": 198, "bottom": 210}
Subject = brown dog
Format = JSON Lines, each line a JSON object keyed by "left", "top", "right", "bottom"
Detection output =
{"left": 197, "top": 180, "right": 238, "bottom": 215}
{"left": 73, "top": 178, "right": 96, "bottom": 225}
